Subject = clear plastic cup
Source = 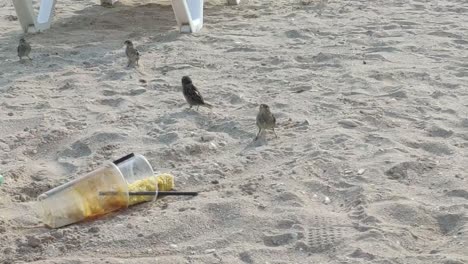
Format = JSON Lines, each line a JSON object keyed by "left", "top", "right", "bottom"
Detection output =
{"left": 37, "top": 154, "right": 158, "bottom": 228}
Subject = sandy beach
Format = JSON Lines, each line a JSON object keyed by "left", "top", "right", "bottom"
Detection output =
{"left": 0, "top": 0, "right": 467, "bottom": 263}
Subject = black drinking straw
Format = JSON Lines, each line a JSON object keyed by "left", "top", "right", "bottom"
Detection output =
{"left": 132, "top": 191, "right": 198, "bottom": 196}
{"left": 113, "top": 153, "right": 135, "bottom": 165}
{"left": 99, "top": 191, "right": 198, "bottom": 196}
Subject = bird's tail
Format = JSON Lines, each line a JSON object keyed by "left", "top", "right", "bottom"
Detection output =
{"left": 203, "top": 102, "right": 213, "bottom": 109}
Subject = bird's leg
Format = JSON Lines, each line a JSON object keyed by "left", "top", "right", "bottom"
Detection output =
{"left": 273, "top": 128, "right": 278, "bottom": 138}
{"left": 255, "top": 128, "right": 262, "bottom": 141}
{"left": 197, "top": 106, "right": 200, "bottom": 111}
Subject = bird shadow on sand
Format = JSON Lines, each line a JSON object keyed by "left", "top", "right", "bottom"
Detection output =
{"left": 242, "top": 136, "right": 271, "bottom": 151}
{"left": 181, "top": 107, "right": 207, "bottom": 117}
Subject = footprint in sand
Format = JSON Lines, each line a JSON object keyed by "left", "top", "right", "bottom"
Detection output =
{"left": 60, "top": 141, "right": 92, "bottom": 158}
{"left": 98, "top": 98, "right": 126, "bottom": 107}
{"left": 426, "top": 125, "right": 454, "bottom": 138}
{"left": 436, "top": 214, "right": 466, "bottom": 235}
{"left": 385, "top": 160, "right": 435, "bottom": 181}
{"left": 238, "top": 251, "right": 254, "bottom": 263}
{"left": 404, "top": 141, "right": 454, "bottom": 156}
{"left": 273, "top": 191, "right": 305, "bottom": 208}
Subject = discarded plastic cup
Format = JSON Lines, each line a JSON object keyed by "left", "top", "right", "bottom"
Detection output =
{"left": 37, "top": 153, "right": 158, "bottom": 228}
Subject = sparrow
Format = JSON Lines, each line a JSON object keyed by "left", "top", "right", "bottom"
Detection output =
{"left": 17, "top": 38, "right": 31, "bottom": 61}
{"left": 182, "top": 76, "right": 213, "bottom": 110}
{"left": 124, "top": 40, "right": 140, "bottom": 67}
{"left": 255, "top": 104, "right": 277, "bottom": 140}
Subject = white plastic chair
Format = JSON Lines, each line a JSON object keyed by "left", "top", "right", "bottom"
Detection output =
{"left": 12, "top": 0, "right": 240, "bottom": 33}
{"left": 12, "top": 0, "right": 57, "bottom": 33}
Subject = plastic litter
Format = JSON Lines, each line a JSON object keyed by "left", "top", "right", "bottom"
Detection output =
{"left": 37, "top": 153, "right": 197, "bottom": 228}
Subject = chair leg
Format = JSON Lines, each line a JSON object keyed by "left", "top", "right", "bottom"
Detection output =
{"left": 227, "top": 0, "right": 240, "bottom": 5}
{"left": 100, "top": 0, "right": 119, "bottom": 6}
{"left": 171, "top": 0, "right": 204, "bottom": 33}
{"left": 12, "top": 0, "right": 36, "bottom": 33}
{"left": 35, "top": 0, "right": 57, "bottom": 31}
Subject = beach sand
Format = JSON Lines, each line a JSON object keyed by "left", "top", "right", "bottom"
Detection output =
{"left": 0, "top": 0, "right": 467, "bottom": 263}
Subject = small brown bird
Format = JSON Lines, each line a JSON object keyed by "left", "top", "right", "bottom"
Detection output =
{"left": 124, "top": 40, "right": 140, "bottom": 67}
{"left": 255, "top": 104, "right": 277, "bottom": 140}
{"left": 17, "top": 38, "right": 31, "bottom": 61}
{"left": 182, "top": 76, "right": 213, "bottom": 110}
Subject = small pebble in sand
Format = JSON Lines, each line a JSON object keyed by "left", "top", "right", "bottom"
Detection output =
{"left": 209, "top": 142, "right": 217, "bottom": 150}
{"left": 26, "top": 235, "right": 41, "bottom": 248}
{"left": 338, "top": 119, "right": 359, "bottom": 128}
{"left": 323, "top": 196, "right": 331, "bottom": 204}
{"left": 88, "top": 227, "right": 100, "bottom": 233}
{"left": 357, "top": 169, "right": 366, "bottom": 175}
{"left": 51, "top": 230, "right": 64, "bottom": 239}
{"left": 200, "top": 134, "right": 215, "bottom": 142}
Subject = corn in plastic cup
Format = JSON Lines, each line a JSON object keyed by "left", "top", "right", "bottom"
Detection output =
{"left": 37, "top": 154, "right": 160, "bottom": 228}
